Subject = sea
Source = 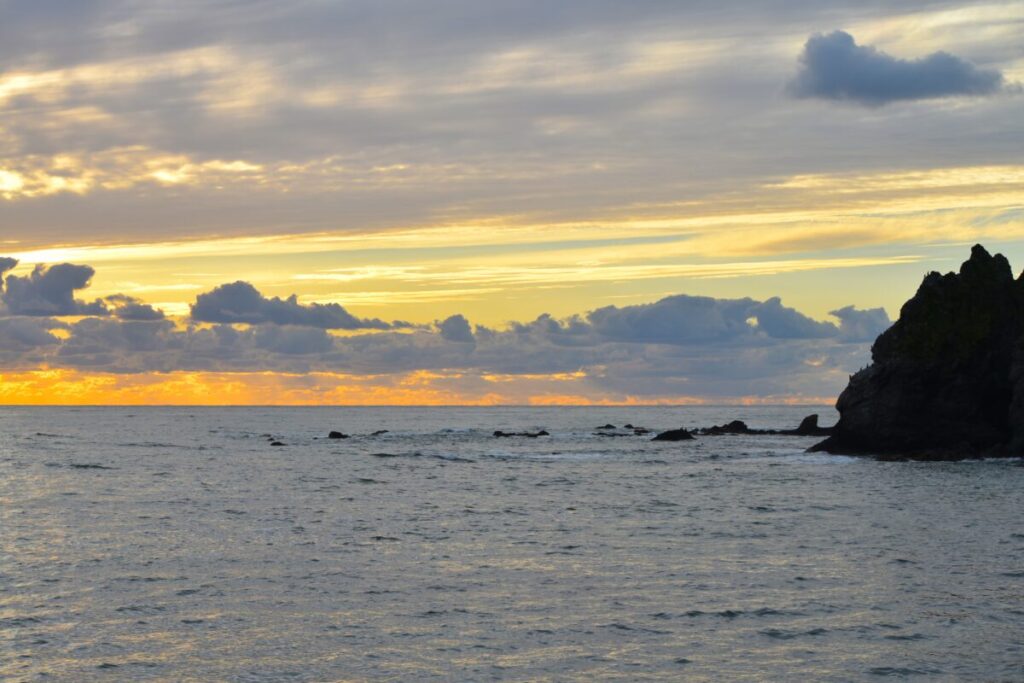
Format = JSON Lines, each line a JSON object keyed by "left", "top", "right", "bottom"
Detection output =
{"left": 2, "top": 405, "right": 1023, "bottom": 682}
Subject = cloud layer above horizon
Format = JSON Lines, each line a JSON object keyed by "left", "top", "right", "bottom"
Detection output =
{"left": 0, "top": 1, "right": 1019, "bottom": 245}
{"left": 0, "top": 256, "right": 890, "bottom": 402}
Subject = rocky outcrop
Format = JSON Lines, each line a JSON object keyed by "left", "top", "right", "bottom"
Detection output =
{"left": 697, "top": 420, "right": 755, "bottom": 435}
{"left": 694, "top": 415, "right": 832, "bottom": 437}
{"left": 811, "top": 245, "right": 1024, "bottom": 459}
{"left": 791, "top": 414, "right": 831, "bottom": 437}
{"left": 652, "top": 428, "right": 694, "bottom": 441}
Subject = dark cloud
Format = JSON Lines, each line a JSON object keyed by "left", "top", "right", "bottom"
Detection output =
{"left": 437, "top": 314, "right": 475, "bottom": 343}
{"left": 750, "top": 297, "right": 837, "bottom": 339}
{"left": 0, "top": 258, "right": 18, "bottom": 280}
{"left": 830, "top": 304, "right": 890, "bottom": 342}
{"left": 586, "top": 294, "right": 839, "bottom": 344}
{"left": 2, "top": 263, "right": 109, "bottom": 316}
{"left": 0, "top": 317, "right": 65, "bottom": 367}
{"left": 190, "top": 281, "right": 390, "bottom": 330}
{"left": 0, "top": 259, "right": 168, "bottom": 321}
{"left": 0, "top": 317, "right": 63, "bottom": 350}
{"left": 588, "top": 296, "right": 753, "bottom": 344}
{"left": 790, "top": 30, "right": 1005, "bottom": 106}
{"left": 252, "top": 325, "right": 335, "bottom": 355}
{"left": 56, "top": 317, "right": 181, "bottom": 371}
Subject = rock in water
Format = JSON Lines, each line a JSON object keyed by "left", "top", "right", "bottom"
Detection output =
{"left": 328, "top": 431, "right": 349, "bottom": 439}
{"left": 812, "top": 245, "right": 1024, "bottom": 458}
{"left": 493, "top": 430, "right": 549, "bottom": 438}
{"left": 791, "top": 414, "right": 831, "bottom": 437}
{"left": 652, "top": 428, "right": 694, "bottom": 442}
{"left": 698, "top": 420, "right": 754, "bottom": 435}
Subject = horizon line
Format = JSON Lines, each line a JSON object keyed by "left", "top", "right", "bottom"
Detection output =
{"left": 0, "top": 402, "right": 836, "bottom": 408}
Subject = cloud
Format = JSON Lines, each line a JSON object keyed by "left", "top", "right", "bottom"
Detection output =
{"left": 588, "top": 296, "right": 753, "bottom": 344}
{"left": 790, "top": 30, "right": 1006, "bottom": 106}
{"left": 586, "top": 294, "right": 839, "bottom": 344}
{"left": 104, "top": 294, "right": 166, "bottom": 321}
{"left": 749, "top": 297, "right": 838, "bottom": 339}
{"left": 2, "top": 263, "right": 109, "bottom": 316}
{"left": 830, "top": 304, "right": 891, "bottom": 342}
{"left": 252, "top": 325, "right": 335, "bottom": 355}
{"left": 0, "top": 316, "right": 63, "bottom": 350}
{"left": 437, "top": 314, "right": 475, "bottom": 343}
{"left": 0, "top": 257, "right": 17, "bottom": 280}
{"left": 190, "top": 280, "right": 390, "bottom": 329}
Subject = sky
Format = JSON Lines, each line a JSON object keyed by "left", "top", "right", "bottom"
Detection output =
{"left": 0, "top": 0, "right": 1022, "bottom": 405}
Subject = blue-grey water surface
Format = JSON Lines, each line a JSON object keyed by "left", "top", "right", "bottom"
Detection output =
{"left": 2, "top": 406, "right": 1023, "bottom": 681}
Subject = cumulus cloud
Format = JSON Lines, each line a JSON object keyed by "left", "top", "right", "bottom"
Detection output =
{"left": 587, "top": 294, "right": 839, "bottom": 344}
{"left": 589, "top": 296, "right": 753, "bottom": 344}
{"left": 2, "top": 263, "right": 109, "bottom": 316}
{"left": 790, "top": 30, "right": 1006, "bottom": 106}
{"left": 190, "top": 281, "right": 390, "bottom": 329}
{"left": 830, "top": 304, "right": 891, "bottom": 342}
{"left": 748, "top": 297, "right": 838, "bottom": 339}
{"left": 104, "top": 294, "right": 166, "bottom": 321}
{"left": 437, "top": 314, "right": 475, "bottom": 343}
{"left": 0, "top": 257, "right": 17, "bottom": 279}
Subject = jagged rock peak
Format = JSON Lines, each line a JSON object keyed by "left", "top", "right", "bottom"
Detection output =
{"left": 812, "top": 244, "right": 1024, "bottom": 459}
{"left": 872, "top": 244, "right": 1024, "bottom": 365}
{"left": 959, "top": 243, "right": 1012, "bottom": 282}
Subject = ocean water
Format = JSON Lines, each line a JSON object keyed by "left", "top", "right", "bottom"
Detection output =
{"left": 1, "top": 406, "right": 1023, "bottom": 682}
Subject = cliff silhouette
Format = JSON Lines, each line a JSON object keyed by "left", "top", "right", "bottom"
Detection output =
{"left": 812, "top": 244, "right": 1024, "bottom": 459}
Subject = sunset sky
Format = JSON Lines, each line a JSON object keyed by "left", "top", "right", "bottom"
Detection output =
{"left": 1, "top": 0, "right": 1022, "bottom": 404}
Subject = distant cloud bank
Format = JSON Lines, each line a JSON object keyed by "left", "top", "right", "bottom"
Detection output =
{"left": 790, "top": 30, "right": 1006, "bottom": 106}
{"left": 0, "top": 257, "right": 892, "bottom": 400}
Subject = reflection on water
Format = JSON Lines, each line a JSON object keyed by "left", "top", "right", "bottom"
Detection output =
{"left": 1, "top": 406, "right": 1023, "bottom": 681}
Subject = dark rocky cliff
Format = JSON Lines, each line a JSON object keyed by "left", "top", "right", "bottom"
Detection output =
{"left": 811, "top": 245, "right": 1024, "bottom": 459}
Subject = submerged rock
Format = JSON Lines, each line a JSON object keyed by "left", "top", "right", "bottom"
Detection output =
{"left": 494, "top": 430, "right": 550, "bottom": 438}
{"left": 652, "top": 428, "right": 694, "bottom": 442}
{"left": 812, "top": 245, "right": 1024, "bottom": 458}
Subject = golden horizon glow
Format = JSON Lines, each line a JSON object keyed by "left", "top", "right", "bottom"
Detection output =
{"left": 0, "top": 370, "right": 837, "bottom": 406}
